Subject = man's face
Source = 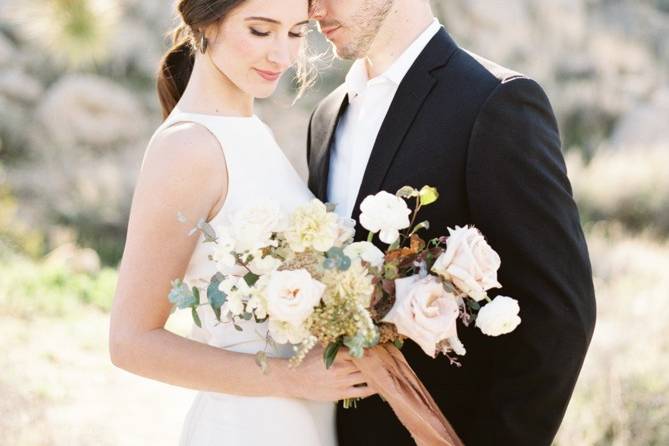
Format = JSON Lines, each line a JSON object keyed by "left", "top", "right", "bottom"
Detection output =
{"left": 310, "top": 0, "right": 395, "bottom": 59}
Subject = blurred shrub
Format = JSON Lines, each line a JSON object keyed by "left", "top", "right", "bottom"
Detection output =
{"left": 0, "top": 254, "right": 117, "bottom": 318}
{"left": 556, "top": 225, "right": 669, "bottom": 445}
{"left": 0, "top": 181, "right": 44, "bottom": 259}
{"left": 568, "top": 148, "right": 669, "bottom": 237}
{"left": 8, "top": 0, "right": 121, "bottom": 69}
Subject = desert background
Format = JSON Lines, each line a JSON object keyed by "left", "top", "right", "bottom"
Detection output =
{"left": 1, "top": 0, "right": 668, "bottom": 444}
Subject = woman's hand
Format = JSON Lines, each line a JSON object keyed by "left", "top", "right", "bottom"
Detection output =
{"left": 281, "top": 345, "right": 378, "bottom": 402}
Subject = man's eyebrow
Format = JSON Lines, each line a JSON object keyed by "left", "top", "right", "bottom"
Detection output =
{"left": 245, "top": 17, "right": 310, "bottom": 26}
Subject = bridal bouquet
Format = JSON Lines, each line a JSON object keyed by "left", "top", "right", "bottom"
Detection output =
{"left": 169, "top": 186, "right": 521, "bottom": 446}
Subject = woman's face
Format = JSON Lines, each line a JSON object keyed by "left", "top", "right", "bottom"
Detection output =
{"left": 206, "top": 0, "right": 310, "bottom": 98}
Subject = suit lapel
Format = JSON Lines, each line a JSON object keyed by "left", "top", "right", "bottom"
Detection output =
{"left": 350, "top": 29, "right": 459, "bottom": 225}
{"left": 309, "top": 86, "right": 349, "bottom": 202}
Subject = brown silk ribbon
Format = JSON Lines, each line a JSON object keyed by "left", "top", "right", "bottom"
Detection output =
{"left": 352, "top": 344, "right": 465, "bottom": 446}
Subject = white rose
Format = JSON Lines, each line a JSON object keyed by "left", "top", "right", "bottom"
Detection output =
{"left": 265, "top": 269, "right": 325, "bottom": 327}
{"left": 359, "top": 191, "right": 411, "bottom": 244}
{"left": 475, "top": 295, "right": 521, "bottom": 336}
{"left": 231, "top": 202, "right": 286, "bottom": 252}
{"left": 431, "top": 226, "right": 501, "bottom": 301}
{"left": 343, "top": 241, "right": 385, "bottom": 269}
{"left": 285, "top": 199, "right": 339, "bottom": 252}
{"left": 382, "top": 275, "right": 460, "bottom": 358}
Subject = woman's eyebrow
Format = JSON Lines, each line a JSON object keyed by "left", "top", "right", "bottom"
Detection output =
{"left": 245, "top": 17, "right": 310, "bottom": 26}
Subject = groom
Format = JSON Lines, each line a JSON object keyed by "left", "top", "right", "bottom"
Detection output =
{"left": 306, "top": 1, "right": 596, "bottom": 445}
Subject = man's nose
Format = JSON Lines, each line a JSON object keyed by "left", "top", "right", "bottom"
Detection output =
{"left": 309, "top": 0, "right": 326, "bottom": 20}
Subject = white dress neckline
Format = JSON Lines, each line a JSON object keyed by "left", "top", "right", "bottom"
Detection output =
{"left": 172, "top": 104, "right": 260, "bottom": 121}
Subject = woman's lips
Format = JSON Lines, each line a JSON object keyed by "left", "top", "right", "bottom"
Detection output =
{"left": 255, "top": 68, "right": 281, "bottom": 82}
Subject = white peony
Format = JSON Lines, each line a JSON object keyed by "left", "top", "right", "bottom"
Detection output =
{"left": 343, "top": 241, "right": 385, "bottom": 269}
{"left": 230, "top": 202, "right": 286, "bottom": 253}
{"left": 359, "top": 191, "right": 411, "bottom": 244}
{"left": 284, "top": 199, "right": 339, "bottom": 253}
{"left": 265, "top": 269, "right": 325, "bottom": 327}
{"left": 475, "top": 295, "right": 521, "bottom": 336}
{"left": 431, "top": 226, "right": 501, "bottom": 301}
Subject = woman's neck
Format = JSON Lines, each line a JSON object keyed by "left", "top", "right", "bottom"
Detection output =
{"left": 178, "top": 53, "right": 254, "bottom": 117}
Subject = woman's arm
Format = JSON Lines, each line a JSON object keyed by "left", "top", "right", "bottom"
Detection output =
{"left": 109, "top": 123, "right": 375, "bottom": 401}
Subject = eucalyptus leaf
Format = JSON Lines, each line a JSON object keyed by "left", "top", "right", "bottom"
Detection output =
{"left": 325, "top": 202, "right": 337, "bottom": 213}
{"left": 393, "top": 338, "right": 405, "bottom": 349}
{"left": 168, "top": 280, "right": 197, "bottom": 309}
{"left": 233, "top": 323, "right": 244, "bottom": 332}
{"left": 323, "top": 258, "right": 336, "bottom": 270}
{"left": 191, "top": 306, "right": 202, "bottom": 328}
{"left": 207, "top": 279, "right": 227, "bottom": 313}
{"left": 326, "top": 247, "right": 351, "bottom": 271}
{"left": 255, "top": 351, "right": 269, "bottom": 374}
{"left": 196, "top": 218, "right": 217, "bottom": 243}
{"left": 212, "top": 306, "right": 222, "bottom": 322}
{"left": 337, "top": 255, "right": 351, "bottom": 271}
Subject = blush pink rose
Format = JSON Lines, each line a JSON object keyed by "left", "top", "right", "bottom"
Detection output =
{"left": 381, "top": 275, "right": 460, "bottom": 357}
{"left": 431, "top": 226, "right": 502, "bottom": 301}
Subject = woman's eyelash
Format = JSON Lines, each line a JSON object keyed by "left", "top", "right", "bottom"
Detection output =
{"left": 250, "top": 27, "right": 304, "bottom": 38}
{"left": 250, "top": 28, "right": 270, "bottom": 37}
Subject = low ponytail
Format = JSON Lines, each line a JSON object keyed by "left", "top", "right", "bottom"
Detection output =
{"left": 157, "top": 24, "right": 195, "bottom": 119}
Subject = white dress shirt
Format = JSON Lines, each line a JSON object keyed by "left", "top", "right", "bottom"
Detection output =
{"left": 327, "top": 19, "right": 442, "bottom": 218}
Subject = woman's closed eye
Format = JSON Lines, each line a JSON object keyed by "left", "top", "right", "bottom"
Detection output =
{"left": 249, "top": 27, "right": 306, "bottom": 39}
{"left": 250, "top": 27, "right": 270, "bottom": 37}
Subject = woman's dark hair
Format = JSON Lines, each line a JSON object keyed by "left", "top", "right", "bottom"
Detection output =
{"left": 157, "top": 0, "right": 316, "bottom": 119}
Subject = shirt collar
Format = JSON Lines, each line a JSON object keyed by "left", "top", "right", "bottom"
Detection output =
{"left": 344, "top": 18, "right": 442, "bottom": 100}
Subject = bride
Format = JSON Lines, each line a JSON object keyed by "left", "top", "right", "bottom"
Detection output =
{"left": 108, "top": 0, "right": 376, "bottom": 444}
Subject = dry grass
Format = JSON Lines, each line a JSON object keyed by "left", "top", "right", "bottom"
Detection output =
{"left": 555, "top": 224, "right": 669, "bottom": 445}
{"left": 0, "top": 307, "right": 195, "bottom": 445}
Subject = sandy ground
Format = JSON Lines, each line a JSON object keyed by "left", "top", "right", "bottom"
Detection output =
{"left": 0, "top": 310, "right": 197, "bottom": 445}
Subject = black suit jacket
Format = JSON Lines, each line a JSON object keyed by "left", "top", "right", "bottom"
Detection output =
{"left": 307, "top": 29, "right": 596, "bottom": 446}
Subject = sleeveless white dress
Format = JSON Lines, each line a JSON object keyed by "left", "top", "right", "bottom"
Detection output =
{"left": 154, "top": 107, "right": 337, "bottom": 446}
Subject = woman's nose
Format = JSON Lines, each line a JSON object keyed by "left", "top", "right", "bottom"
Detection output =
{"left": 267, "top": 40, "right": 292, "bottom": 68}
